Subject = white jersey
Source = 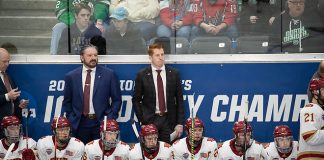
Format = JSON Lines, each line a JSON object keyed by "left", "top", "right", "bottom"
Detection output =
{"left": 37, "top": 136, "right": 84, "bottom": 160}
{"left": 298, "top": 103, "right": 324, "bottom": 159}
{"left": 129, "top": 141, "right": 172, "bottom": 160}
{"left": 218, "top": 139, "right": 268, "bottom": 160}
{"left": 264, "top": 141, "right": 298, "bottom": 160}
{"left": 84, "top": 139, "right": 130, "bottom": 160}
{"left": 171, "top": 137, "right": 218, "bottom": 160}
{"left": 0, "top": 137, "right": 37, "bottom": 160}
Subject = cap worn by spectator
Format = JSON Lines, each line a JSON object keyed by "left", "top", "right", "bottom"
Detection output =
{"left": 110, "top": 7, "right": 129, "bottom": 20}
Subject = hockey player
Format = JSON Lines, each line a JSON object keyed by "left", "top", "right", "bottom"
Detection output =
{"left": 265, "top": 125, "right": 298, "bottom": 159}
{"left": 37, "top": 116, "right": 84, "bottom": 159}
{"left": 83, "top": 119, "right": 129, "bottom": 159}
{"left": 171, "top": 117, "right": 218, "bottom": 160}
{"left": 0, "top": 116, "right": 36, "bottom": 160}
{"left": 217, "top": 121, "right": 268, "bottom": 160}
{"left": 298, "top": 78, "right": 324, "bottom": 159}
{"left": 129, "top": 124, "right": 172, "bottom": 160}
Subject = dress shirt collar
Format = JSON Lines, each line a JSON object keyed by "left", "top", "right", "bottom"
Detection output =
{"left": 151, "top": 65, "right": 165, "bottom": 72}
{"left": 82, "top": 65, "right": 96, "bottom": 73}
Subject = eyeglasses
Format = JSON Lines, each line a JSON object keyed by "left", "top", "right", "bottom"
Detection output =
{"left": 289, "top": 1, "right": 305, "bottom": 5}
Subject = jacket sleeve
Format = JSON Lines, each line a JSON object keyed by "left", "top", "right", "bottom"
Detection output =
{"left": 55, "top": 0, "right": 75, "bottom": 25}
{"left": 94, "top": 0, "right": 111, "bottom": 21}
{"left": 132, "top": 71, "right": 145, "bottom": 123}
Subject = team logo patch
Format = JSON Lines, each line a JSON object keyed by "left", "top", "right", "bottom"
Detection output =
{"left": 46, "top": 148, "right": 53, "bottom": 155}
{"left": 183, "top": 153, "right": 189, "bottom": 159}
{"left": 94, "top": 156, "right": 101, "bottom": 160}
{"left": 200, "top": 152, "right": 208, "bottom": 158}
{"left": 65, "top": 150, "right": 74, "bottom": 156}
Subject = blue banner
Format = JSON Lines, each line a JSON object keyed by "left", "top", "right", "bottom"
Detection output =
{"left": 8, "top": 62, "right": 317, "bottom": 143}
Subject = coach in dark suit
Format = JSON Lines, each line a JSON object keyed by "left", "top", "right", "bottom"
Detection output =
{"left": 62, "top": 45, "right": 122, "bottom": 144}
{"left": 0, "top": 48, "right": 29, "bottom": 139}
{"left": 132, "top": 43, "right": 184, "bottom": 143}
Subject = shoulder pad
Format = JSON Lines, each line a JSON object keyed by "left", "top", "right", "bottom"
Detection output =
{"left": 207, "top": 138, "right": 215, "bottom": 142}
{"left": 164, "top": 142, "right": 171, "bottom": 148}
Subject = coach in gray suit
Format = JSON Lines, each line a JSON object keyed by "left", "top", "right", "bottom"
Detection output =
{"left": 132, "top": 43, "right": 184, "bottom": 144}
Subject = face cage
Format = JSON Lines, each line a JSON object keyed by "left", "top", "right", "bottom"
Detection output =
{"left": 234, "top": 132, "right": 254, "bottom": 149}
{"left": 100, "top": 130, "right": 120, "bottom": 149}
{"left": 187, "top": 128, "right": 204, "bottom": 147}
{"left": 53, "top": 127, "right": 71, "bottom": 145}
{"left": 274, "top": 136, "right": 293, "bottom": 154}
{"left": 141, "top": 134, "right": 159, "bottom": 154}
{"left": 4, "top": 125, "right": 23, "bottom": 145}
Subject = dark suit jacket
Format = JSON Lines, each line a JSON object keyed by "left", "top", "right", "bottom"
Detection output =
{"left": 62, "top": 65, "right": 122, "bottom": 131}
{"left": 0, "top": 74, "right": 22, "bottom": 138}
{"left": 132, "top": 65, "right": 184, "bottom": 130}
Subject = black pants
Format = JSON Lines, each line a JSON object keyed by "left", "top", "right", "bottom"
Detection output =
{"left": 153, "top": 115, "right": 172, "bottom": 144}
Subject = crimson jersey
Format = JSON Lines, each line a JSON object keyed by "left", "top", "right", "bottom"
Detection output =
{"left": 298, "top": 103, "right": 324, "bottom": 159}
{"left": 217, "top": 139, "right": 268, "bottom": 160}
{"left": 37, "top": 136, "right": 84, "bottom": 160}
{"left": 83, "top": 139, "right": 130, "bottom": 159}
{"left": 264, "top": 141, "right": 298, "bottom": 160}
{"left": 0, "top": 137, "right": 36, "bottom": 160}
{"left": 171, "top": 137, "right": 218, "bottom": 160}
{"left": 129, "top": 141, "right": 172, "bottom": 160}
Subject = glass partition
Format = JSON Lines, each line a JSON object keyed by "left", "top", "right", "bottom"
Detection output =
{"left": 0, "top": 0, "right": 323, "bottom": 55}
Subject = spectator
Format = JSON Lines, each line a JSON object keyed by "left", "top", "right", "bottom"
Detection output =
{"left": 0, "top": 48, "right": 28, "bottom": 139}
{"left": 269, "top": 0, "right": 324, "bottom": 53}
{"left": 62, "top": 45, "right": 122, "bottom": 144}
{"left": 118, "top": 0, "right": 160, "bottom": 42}
{"left": 217, "top": 121, "right": 268, "bottom": 159}
{"left": 1, "top": 42, "right": 17, "bottom": 54}
{"left": 157, "top": 0, "right": 193, "bottom": 40}
{"left": 37, "top": 116, "right": 85, "bottom": 159}
{"left": 90, "top": 35, "right": 107, "bottom": 55}
{"left": 104, "top": 6, "right": 146, "bottom": 54}
{"left": 50, "top": 0, "right": 110, "bottom": 55}
{"left": 171, "top": 117, "right": 218, "bottom": 159}
{"left": 191, "top": 0, "right": 239, "bottom": 40}
{"left": 57, "top": 3, "right": 102, "bottom": 55}
{"left": 239, "top": 0, "right": 279, "bottom": 36}
{"left": 83, "top": 119, "right": 130, "bottom": 159}
{"left": 265, "top": 125, "right": 298, "bottom": 159}
{"left": 0, "top": 116, "right": 36, "bottom": 160}
{"left": 307, "top": 61, "right": 324, "bottom": 102}
{"left": 129, "top": 124, "right": 172, "bottom": 159}
{"left": 298, "top": 78, "right": 324, "bottom": 159}
{"left": 132, "top": 43, "right": 184, "bottom": 144}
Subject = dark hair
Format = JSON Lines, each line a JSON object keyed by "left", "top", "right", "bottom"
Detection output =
{"left": 1, "top": 42, "right": 17, "bottom": 54}
{"left": 148, "top": 43, "right": 163, "bottom": 56}
{"left": 80, "top": 44, "right": 98, "bottom": 55}
{"left": 90, "top": 36, "right": 106, "bottom": 55}
{"left": 75, "top": 3, "right": 91, "bottom": 15}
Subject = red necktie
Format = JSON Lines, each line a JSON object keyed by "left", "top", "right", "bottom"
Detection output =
{"left": 156, "top": 70, "right": 166, "bottom": 113}
{"left": 2, "top": 72, "right": 12, "bottom": 92}
{"left": 83, "top": 69, "right": 92, "bottom": 116}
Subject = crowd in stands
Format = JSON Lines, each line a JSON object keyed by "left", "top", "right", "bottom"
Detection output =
{"left": 51, "top": 0, "right": 324, "bottom": 55}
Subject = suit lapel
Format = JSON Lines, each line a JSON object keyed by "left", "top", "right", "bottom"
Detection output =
{"left": 146, "top": 66, "right": 155, "bottom": 96}
{"left": 165, "top": 66, "right": 172, "bottom": 106}
{"left": 77, "top": 67, "right": 83, "bottom": 100}
{"left": 93, "top": 66, "right": 102, "bottom": 96}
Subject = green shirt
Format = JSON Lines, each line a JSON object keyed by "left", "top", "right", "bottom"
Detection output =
{"left": 55, "top": 0, "right": 110, "bottom": 25}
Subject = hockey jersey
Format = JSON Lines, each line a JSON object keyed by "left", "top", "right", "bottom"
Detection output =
{"left": 37, "top": 136, "right": 84, "bottom": 160}
{"left": 298, "top": 103, "right": 324, "bottom": 159}
{"left": 129, "top": 141, "right": 172, "bottom": 160}
{"left": 265, "top": 141, "right": 298, "bottom": 160}
{"left": 84, "top": 139, "right": 130, "bottom": 160}
{"left": 0, "top": 137, "right": 36, "bottom": 160}
{"left": 171, "top": 137, "right": 218, "bottom": 160}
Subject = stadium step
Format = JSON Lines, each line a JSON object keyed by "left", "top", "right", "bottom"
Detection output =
{"left": 0, "top": 0, "right": 57, "bottom": 54}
